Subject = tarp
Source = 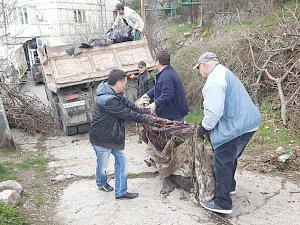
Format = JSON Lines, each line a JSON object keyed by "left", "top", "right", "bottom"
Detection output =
{"left": 140, "top": 117, "right": 216, "bottom": 201}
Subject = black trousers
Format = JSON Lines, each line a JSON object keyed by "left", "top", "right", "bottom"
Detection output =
{"left": 213, "top": 131, "right": 255, "bottom": 209}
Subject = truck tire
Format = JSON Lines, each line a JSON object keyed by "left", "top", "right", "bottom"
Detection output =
{"left": 77, "top": 123, "right": 90, "bottom": 134}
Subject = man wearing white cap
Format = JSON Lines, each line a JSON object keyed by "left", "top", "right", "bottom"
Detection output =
{"left": 194, "top": 52, "right": 261, "bottom": 214}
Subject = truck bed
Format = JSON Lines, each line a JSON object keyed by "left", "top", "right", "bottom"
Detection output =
{"left": 39, "top": 39, "right": 155, "bottom": 93}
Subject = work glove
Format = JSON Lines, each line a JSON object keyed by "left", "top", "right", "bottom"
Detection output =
{"left": 149, "top": 102, "right": 156, "bottom": 115}
{"left": 197, "top": 124, "right": 208, "bottom": 139}
{"left": 143, "top": 115, "right": 156, "bottom": 126}
{"left": 141, "top": 93, "right": 150, "bottom": 100}
{"left": 111, "top": 25, "right": 115, "bottom": 30}
{"left": 135, "top": 93, "right": 150, "bottom": 107}
{"left": 131, "top": 29, "right": 136, "bottom": 36}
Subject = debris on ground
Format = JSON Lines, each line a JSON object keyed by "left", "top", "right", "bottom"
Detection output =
{"left": 0, "top": 82, "right": 59, "bottom": 135}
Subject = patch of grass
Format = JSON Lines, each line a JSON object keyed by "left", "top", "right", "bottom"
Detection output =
{"left": 149, "top": 69, "right": 158, "bottom": 79}
{"left": 0, "top": 146, "right": 22, "bottom": 156}
{"left": 185, "top": 108, "right": 203, "bottom": 125}
{"left": 166, "top": 22, "right": 197, "bottom": 44}
{"left": 0, "top": 163, "right": 17, "bottom": 182}
{"left": 250, "top": 103, "right": 300, "bottom": 151}
{"left": 127, "top": 172, "right": 139, "bottom": 179}
{"left": 225, "top": 2, "right": 299, "bottom": 32}
{"left": 16, "top": 158, "right": 48, "bottom": 175}
{"left": 35, "top": 195, "right": 48, "bottom": 207}
{"left": 0, "top": 157, "right": 48, "bottom": 182}
{"left": 225, "top": 19, "right": 254, "bottom": 30}
{"left": 0, "top": 202, "right": 30, "bottom": 225}
{"left": 184, "top": 104, "right": 300, "bottom": 152}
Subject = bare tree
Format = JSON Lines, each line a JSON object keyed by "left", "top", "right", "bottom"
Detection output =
{"left": 0, "top": 0, "right": 19, "bottom": 149}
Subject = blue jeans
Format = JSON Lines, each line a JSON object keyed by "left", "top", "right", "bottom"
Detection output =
{"left": 93, "top": 144, "right": 128, "bottom": 197}
{"left": 134, "top": 30, "right": 142, "bottom": 40}
{"left": 213, "top": 132, "right": 255, "bottom": 209}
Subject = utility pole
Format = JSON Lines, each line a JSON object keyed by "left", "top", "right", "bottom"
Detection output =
{"left": 0, "top": 96, "right": 15, "bottom": 149}
{"left": 140, "top": 0, "right": 145, "bottom": 22}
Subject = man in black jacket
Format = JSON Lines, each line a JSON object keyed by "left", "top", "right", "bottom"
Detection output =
{"left": 89, "top": 69, "right": 154, "bottom": 200}
{"left": 137, "top": 61, "right": 155, "bottom": 98}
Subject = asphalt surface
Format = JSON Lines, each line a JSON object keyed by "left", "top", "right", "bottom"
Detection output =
{"left": 14, "top": 79, "right": 300, "bottom": 225}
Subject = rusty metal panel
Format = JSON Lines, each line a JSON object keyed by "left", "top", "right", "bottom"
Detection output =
{"left": 41, "top": 39, "right": 155, "bottom": 92}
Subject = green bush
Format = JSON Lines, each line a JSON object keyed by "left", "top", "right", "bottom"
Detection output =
{"left": 0, "top": 203, "right": 30, "bottom": 225}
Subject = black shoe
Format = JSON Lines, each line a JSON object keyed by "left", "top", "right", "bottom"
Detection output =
{"left": 98, "top": 183, "right": 114, "bottom": 192}
{"left": 200, "top": 199, "right": 232, "bottom": 214}
{"left": 116, "top": 192, "right": 139, "bottom": 200}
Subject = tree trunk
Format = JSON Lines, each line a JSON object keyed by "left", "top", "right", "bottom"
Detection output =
{"left": 0, "top": 96, "right": 16, "bottom": 149}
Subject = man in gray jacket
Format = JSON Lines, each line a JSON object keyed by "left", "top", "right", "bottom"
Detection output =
{"left": 194, "top": 52, "right": 261, "bottom": 214}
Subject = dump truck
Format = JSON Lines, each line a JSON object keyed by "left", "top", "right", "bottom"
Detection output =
{"left": 38, "top": 39, "right": 155, "bottom": 135}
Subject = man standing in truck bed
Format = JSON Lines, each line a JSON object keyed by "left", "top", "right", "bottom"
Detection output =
{"left": 112, "top": 2, "right": 144, "bottom": 41}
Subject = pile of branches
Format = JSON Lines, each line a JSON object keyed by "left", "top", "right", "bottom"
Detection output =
{"left": 0, "top": 82, "right": 59, "bottom": 135}
{"left": 173, "top": 5, "right": 299, "bottom": 134}
{"left": 238, "top": 7, "right": 300, "bottom": 134}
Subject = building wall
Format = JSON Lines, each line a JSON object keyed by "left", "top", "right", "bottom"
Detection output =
{"left": 7, "top": 0, "right": 119, "bottom": 46}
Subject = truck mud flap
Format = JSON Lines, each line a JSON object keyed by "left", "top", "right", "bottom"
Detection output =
{"left": 63, "top": 123, "right": 90, "bottom": 136}
{"left": 63, "top": 125, "right": 78, "bottom": 136}
{"left": 77, "top": 123, "right": 90, "bottom": 134}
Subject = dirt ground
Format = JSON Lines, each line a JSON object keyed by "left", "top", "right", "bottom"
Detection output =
{"left": 239, "top": 146, "right": 300, "bottom": 184}
{"left": 3, "top": 127, "right": 298, "bottom": 225}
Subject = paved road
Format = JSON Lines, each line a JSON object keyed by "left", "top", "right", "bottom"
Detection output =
{"left": 12, "top": 130, "right": 300, "bottom": 225}
{"left": 15, "top": 79, "right": 300, "bottom": 225}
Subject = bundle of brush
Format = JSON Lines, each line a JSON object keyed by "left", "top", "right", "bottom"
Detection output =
{"left": 143, "top": 115, "right": 215, "bottom": 200}
{"left": 135, "top": 97, "right": 215, "bottom": 201}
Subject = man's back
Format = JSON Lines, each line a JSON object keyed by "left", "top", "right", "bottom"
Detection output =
{"left": 203, "top": 64, "right": 261, "bottom": 149}
{"left": 151, "top": 66, "right": 189, "bottom": 120}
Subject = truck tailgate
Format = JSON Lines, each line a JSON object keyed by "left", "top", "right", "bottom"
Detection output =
{"left": 40, "top": 39, "right": 155, "bottom": 92}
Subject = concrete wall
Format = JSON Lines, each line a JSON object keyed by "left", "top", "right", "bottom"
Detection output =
{"left": 7, "top": 0, "right": 119, "bottom": 46}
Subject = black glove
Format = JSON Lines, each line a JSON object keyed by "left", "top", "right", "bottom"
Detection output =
{"left": 143, "top": 115, "right": 155, "bottom": 126}
{"left": 197, "top": 124, "right": 208, "bottom": 139}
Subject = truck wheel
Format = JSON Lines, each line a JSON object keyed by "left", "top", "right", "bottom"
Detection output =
{"left": 77, "top": 123, "right": 90, "bottom": 134}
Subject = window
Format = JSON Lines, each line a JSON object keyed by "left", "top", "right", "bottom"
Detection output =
{"left": 11, "top": 7, "right": 29, "bottom": 25}
{"left": 73, "top": 10, "right": 86, "bottom": 23}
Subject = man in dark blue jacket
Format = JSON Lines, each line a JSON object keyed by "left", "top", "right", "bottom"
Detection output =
{"left": 89, "top": 69, "right": 154, "bottom": 200}
{"left": 145, "top": 51, "right": 189, "bottom": 121}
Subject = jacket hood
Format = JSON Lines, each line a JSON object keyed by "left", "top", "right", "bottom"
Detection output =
{"left": 96, "top": 81, "right": 116, "bottom": 97}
